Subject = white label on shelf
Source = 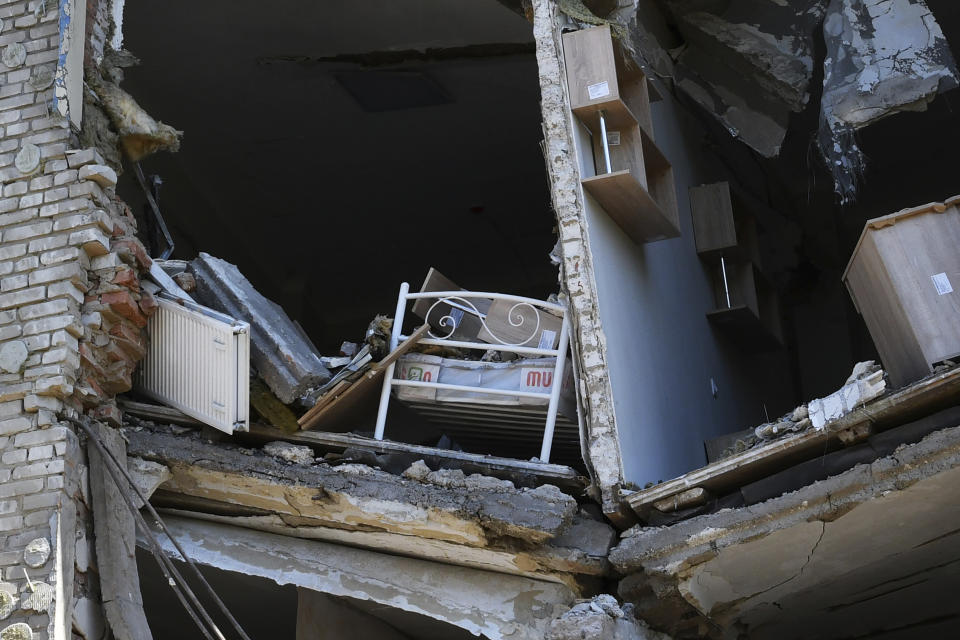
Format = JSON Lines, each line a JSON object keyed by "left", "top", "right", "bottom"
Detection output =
{"left": 607, "top": 131, "right": 620, "bottom": 145}
{"left": 538, "top": 329, "right": 557, "bottom": 350}
{"left": 587, "top": 80, "right": 610, "bottom": 100}
{"left": 931, "top": 272, "right": 953, "bottom": 295}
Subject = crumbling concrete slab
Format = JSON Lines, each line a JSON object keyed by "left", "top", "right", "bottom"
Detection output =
{"left": 125, "top": 426, "right": 579, "bottom": 548}
{"left": 141, "top": 516, "right": 576, "bottom": 640}
{"left": 189, "top": 253, "right": 330, "bottom": 404}
{"left": 611, "top": 421, "right": 960, "bottom": 639}
{"left": 547, "top": 595, "right": 673, "bottom": 640}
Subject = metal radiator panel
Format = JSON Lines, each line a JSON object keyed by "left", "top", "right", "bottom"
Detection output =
{"left": 137, "top": 297, "right": 249, "bottom": 433}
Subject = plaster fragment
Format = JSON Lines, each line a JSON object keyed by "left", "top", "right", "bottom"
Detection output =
{"left": 22, "top": 538, "right": 51, "bottom": 568}
{"left": 0, "top": 585, "right": 16, "bottom": 621}
{"left": 0, "top": 623, "right": 32, "bottom": 640}
{"left": 1, "top": 43, "right": 25, "bottom": 69}
{"left": 0, "top": 341, "right": 28, "bottom": 374}
{"left": 20, "top": 582, "right": 53, "bottom": 613}
{"left": 14, "top": 145, "right": 40, "bottom": 176}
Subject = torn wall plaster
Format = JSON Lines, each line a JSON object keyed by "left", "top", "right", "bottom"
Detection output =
{"left": 532, "top": 0, "right": 627, "bottom": 518}
{"left": 142, "top": 516, "right": 576, "bottom": 640}
{"left": 85, "top": 63, "right": 181, "bottom": 162}
{"left": 818, "top": 0, "right": 959, "bottom": 203}
{"left": 625, "top": 0, "right": 827, "bottom": 157}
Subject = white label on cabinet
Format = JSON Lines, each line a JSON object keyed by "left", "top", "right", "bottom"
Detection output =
{"left": 538, "top": 329, "right": 557, "bottom": 350}
{"left": 587, "top": 80, "right": 610, "bottom": 100}
{"left": 931, "top": 272, "right": 953, "bottom": 295}
{"left": 606, "top": 131, "right": 620, "bottom": 145}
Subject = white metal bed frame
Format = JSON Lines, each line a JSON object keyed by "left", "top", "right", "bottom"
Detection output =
{"left": 374, "top": 282, "right": 571, "bottom": 463}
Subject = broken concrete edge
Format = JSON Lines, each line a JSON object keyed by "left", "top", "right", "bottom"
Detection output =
{"left": 547, "top": 594, "right": 675, "bottom": 640}
{"left": 122, "top": 425, "right": 620, "bottom": 562}
{"left": 148, "top": 507, "right": 609, "bottom": 591}
{"left": 533, "top": 0, "right": 628, "bottom": 522}
{"left": 138, "top": 515, "right": 577, "bottom": 640}
{"left": 610, "top": 419, "right": 960, "bottom": 578}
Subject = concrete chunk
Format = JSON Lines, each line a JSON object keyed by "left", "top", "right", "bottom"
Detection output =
{"left": 188, "top": 253, "right": 330, "bottom": 403}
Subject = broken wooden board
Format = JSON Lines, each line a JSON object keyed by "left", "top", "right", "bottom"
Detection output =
{"left": 298, "top": 324, "right": 430, "bottom": 431}
{"left": 625, "top": 365, "right": 960, "bottom": 518}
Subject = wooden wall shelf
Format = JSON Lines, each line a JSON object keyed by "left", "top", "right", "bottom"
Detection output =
{"left": 582, "top": 170, "right": 679, "bottom": 243}
{"left": 563, "top": 24, "right": 679, "bottom": 245}
{"left": 706, "top": 259, "right": 782, "bottom": 351}
{"left": 563, "top": 24, "right": 655, "bottom": 138}
{"left": 689, "top": 181, "right": 760, "bottom": 262}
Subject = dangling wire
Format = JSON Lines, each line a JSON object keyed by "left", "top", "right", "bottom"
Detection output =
{"left": 69, "top": 417, "right": 251, "bottom": 640}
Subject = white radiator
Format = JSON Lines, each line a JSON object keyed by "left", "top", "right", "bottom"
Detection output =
{"left": 137, "top": 295, "right": 250, "bottom": 434}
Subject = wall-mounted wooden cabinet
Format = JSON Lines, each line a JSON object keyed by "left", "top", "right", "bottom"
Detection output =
{"left": 563, "top": 25, "right": 679, "bottom": 244}
{"left": 689, "top": 182, "right": 760, "bottom": 263}
{"left": 705, "top": 259, "right": 782, "bottom": 352}
{"left": 690, "top": 182, "right": 782, "bottom": 351}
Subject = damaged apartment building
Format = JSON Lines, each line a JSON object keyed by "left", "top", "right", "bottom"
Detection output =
{"left": 1, "top": 0, "right": 960, "bottom": 638}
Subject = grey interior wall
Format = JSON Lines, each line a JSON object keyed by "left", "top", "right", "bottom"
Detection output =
{"left": 574, "top": 92, "right": 794, "bottom": 486}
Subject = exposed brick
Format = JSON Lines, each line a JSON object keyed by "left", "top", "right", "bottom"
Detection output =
{"left": 27, "top": 444, "right": 53, "bottom": 460}
{"left": 2, "top": 448, "right": 27, "bottom": 464}
{"left": 3, "top": 220, "right": 52, "bottom": 242}
{"left": 0, "top": 416, "right": 32, "bottom": 436}
{"left": 139, "top": 289, "right": 158, "bottom": 317}
{"left": 100, "top": 289, "right": 146, "bottom": 327}
{"left": 13, "top": 426, "right": 68, "bottom": 447}
{"left": 112, "top": 266, "right": 139, "bottom": 291}
{"left": 0, "top": 285, "right": 44, "bottom": 309}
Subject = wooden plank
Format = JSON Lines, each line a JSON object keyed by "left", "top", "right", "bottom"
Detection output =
{"left": 299, "top": 325, "right": 429, "bottom": 431}
{"left": 581, "top": 170, "right": 680, "bottom": 244}
{"left": 119, "top": 399, "right": 204, "bottom": 426}
{"left": 245, "top": 424, "right": 585, "bottom": 490}
{"left": 625, "top": 365, "right": 960, "bottom": 517}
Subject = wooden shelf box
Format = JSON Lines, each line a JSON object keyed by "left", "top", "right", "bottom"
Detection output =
{"left": 843, "top": 198, "right": 960, "bottom": 387}
{"left": 689, "top": 181, "right": 760, "bottom": 263}
{"left": 706, "top": 259, "right": 782, "bottom": 352}
{"left": 563, "top": 25, "right": 679, "bottom": 244}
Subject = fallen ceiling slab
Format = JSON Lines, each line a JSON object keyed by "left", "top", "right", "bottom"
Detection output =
{"left": 140, "top": 515, "right": 576, "bottom": 640}
{"left": 124, "top": 425, "right": 613, "bottom": 585}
